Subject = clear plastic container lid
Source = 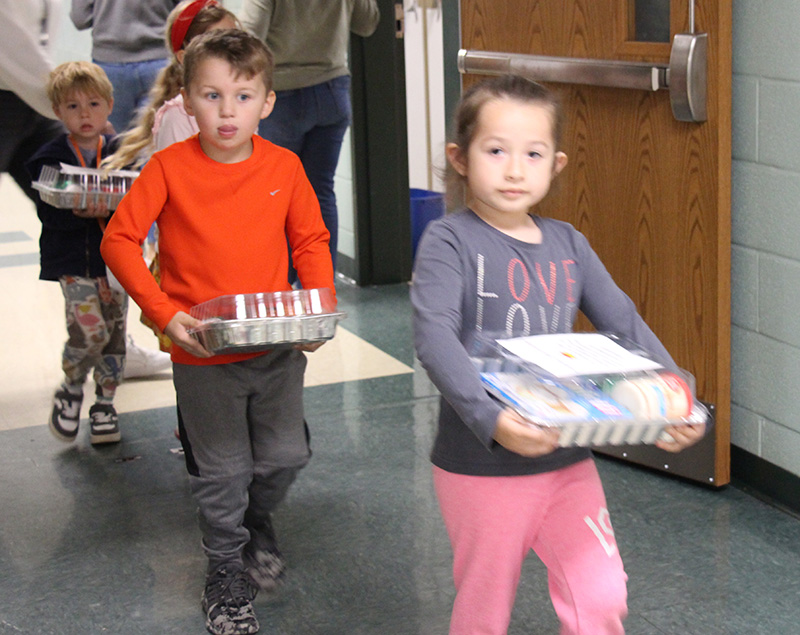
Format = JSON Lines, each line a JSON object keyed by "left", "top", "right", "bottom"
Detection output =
{"left": 470, "top": 332, "right": 709, "bottom": 435}
{"left": 189, "top": 288, "right": 338, "bottom": 322}
{"left": 31, "top": 164, "right": 138, "bottom": 210}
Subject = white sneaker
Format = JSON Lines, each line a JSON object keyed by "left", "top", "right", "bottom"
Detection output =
{"left": 123, "top": 336, "right": 171, "bottom": 379}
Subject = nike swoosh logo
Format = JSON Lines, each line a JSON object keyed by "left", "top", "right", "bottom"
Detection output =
{"left": 270, "top": 189, "right": 280, "bottom": 196}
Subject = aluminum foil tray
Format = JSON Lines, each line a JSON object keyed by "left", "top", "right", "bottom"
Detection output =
{"left": 549, "top": 404, "right": 707, "bottom": 447}
{"left": 188, "top": 289, "right": 344, "bottom": 354}
{"left": 32, "top": 164, "right": 137, "bottom": 210}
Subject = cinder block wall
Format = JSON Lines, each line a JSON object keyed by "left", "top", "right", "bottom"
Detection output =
{"left": 731, "top": 1, "right": 800, "bottom": 477}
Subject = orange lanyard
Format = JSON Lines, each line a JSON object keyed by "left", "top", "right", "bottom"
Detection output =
{"left": 68, "top": 136, "right": 103, "bottom": 168}
{"left": 69, "top": 136, "right": 107, "bottom": 230}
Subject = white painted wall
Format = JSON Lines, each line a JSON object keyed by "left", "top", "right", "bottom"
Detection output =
{"left": 730, "top": 1, "right": 800, "bottom": 478}
{"left": 403, "top": 1, "right": 447, "bottom": 193}
{"left": 334, "top": 129, "right": 356, "bottom": 260}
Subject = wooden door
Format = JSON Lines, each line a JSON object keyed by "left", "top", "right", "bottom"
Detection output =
{"left": 458, "top": 0, "right": 731, "bottom": 486}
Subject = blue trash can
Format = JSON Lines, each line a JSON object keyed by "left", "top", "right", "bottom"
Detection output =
{"left": 410, "top": 188, "right": 445, "bottom": 259}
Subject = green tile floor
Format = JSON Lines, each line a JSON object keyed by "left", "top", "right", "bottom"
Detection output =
{"left": 1, "top": 283, "right": 799, "bottom": 634}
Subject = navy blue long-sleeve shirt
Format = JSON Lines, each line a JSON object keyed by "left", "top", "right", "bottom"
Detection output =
{"left": 26, "top": 134, "right": 118, "bottom": 281}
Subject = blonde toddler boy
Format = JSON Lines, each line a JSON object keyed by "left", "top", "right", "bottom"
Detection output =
{"left": 26, "top": 61, "right": 125, "bottom": 445}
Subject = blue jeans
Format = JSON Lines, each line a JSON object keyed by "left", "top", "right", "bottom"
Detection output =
{"left": 96, "top": 58, "right": 168, "bottom": 134}
{"left": 258, "top": 75, "right": 352, "bottom": 271}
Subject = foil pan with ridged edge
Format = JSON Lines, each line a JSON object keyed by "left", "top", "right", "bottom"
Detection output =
{"left": 187, "top": 288, "right": 344, "bottom": 354}
{"left": 32, "top": 164, "right": 138, "bottom": 210}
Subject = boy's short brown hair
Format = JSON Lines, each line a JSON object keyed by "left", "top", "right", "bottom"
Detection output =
{"left": 47, "top": 61, "right": 114, "bottom": 107}
{"left": 183, "top": 28, "right": 274, "bottom": 95}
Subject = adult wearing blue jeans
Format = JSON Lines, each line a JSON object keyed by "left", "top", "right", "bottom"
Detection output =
{"left": 257, "top": 76, "right": 351, "bottom": 271}
{"left": 92, "top": 59, "right": 168, "bottom": 135}
{"left": 241, "top": 0, "right": 380, "bottom": 273}
{"left": 70, "top": 0, "right": 181, "bottom": 134}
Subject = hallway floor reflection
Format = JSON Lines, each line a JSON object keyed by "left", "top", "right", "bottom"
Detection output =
{"left": 1, "top": 177, "right": 799, "bottom": 634}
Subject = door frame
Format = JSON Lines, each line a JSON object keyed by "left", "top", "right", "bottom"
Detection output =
{"left": 341, "top": 0, "right": 412, "bottom": 286}
{"left": 442, "top": 0, "right": 462, "bottom": 140}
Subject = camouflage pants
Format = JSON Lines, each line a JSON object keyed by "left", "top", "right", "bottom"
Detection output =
{"left": 59, "top": 275, "right": 127, "bottom": 398}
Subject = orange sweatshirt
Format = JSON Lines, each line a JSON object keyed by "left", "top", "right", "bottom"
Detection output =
{"left": 101, "top": 135, "right": 334, "bottom": 366}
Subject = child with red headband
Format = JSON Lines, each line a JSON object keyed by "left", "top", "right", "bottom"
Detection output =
{"left": 105, "top": 0, "right": 238, "bottom": 171}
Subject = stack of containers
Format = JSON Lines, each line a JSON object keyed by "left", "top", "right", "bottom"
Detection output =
{"left": 32, "top": 164, "right": 138, "bottom": 210}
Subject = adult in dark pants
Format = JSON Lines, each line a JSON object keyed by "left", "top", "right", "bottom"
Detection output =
{"left": 240, "top": 0, "right": 380, "bottom": 274}
{"left": 70, "top": 0, "right": 182, "bottom": 135}
{"left": 0, "top": 0, "right": 64, "bottom": 203}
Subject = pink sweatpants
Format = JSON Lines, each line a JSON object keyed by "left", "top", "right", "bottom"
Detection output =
{"left": 434, "top": 459, "right": 627, "bottom": 635}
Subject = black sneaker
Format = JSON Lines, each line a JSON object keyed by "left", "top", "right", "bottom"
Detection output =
{"left": 89, "top": 403, "right": 121, "bottom": 445}
{"left": 243, "top": 517, "right": 286, "bottom": 592}
{"left": 50, "top": 388, "right": 83, "bottom": 442}
{"left": 202, "top": 567, "right": 259, "bottom": 635}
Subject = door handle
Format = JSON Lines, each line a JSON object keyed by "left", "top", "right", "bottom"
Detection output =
{"left": 457, "top": 38, "right": 707, "bottom": 123}
{"left": 666, "top": 0, "right": 707, "bottom": 122}
{"left": 457, "top": 49, "right": 667, "bottom": 92}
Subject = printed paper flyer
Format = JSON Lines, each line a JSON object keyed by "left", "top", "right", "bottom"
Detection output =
{"left": 495, "top": 333, "right": 663, "bottom": 378}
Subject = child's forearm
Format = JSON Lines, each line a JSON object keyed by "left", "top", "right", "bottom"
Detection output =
{"left": 287, "top": 203, "right": 336, "bottom": 295}
{"left": 101, "top": 156, "right": 175, "bottom": 327}
{"left": 101, "top": 230, "right": 176, "bottom": 331}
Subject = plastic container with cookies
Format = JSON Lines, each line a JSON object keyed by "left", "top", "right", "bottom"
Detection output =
{"left": 32, "top": 163, "right": 138, "bottom": 210}
{"left": 471, "top": 332, "right": 708, "bottom": 448}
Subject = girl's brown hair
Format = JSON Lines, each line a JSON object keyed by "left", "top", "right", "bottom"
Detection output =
{"left": 103, "top": 1, "right": 238, "bottom": 170}
{"left": 444, "top": 75, "right": 563, "bottom": 211}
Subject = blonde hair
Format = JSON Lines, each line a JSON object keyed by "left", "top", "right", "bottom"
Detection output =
{"left": 47, "top": 61, "right": 113, "bottom": 107}
{"left": 103, "top": 1, "right": 238, "bottom": 170}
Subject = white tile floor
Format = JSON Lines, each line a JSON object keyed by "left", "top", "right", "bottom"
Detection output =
{"left": 0, "top": 175, "right": 412, "bottom": 432}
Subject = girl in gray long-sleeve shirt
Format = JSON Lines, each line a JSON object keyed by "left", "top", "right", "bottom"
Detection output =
{"left": 411, "top": 75, "right": 705, "bottom": 635}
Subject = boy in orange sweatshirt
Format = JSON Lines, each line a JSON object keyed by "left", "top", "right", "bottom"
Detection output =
{"left": 101, "top": 29, "right": 334, "bottom": 635}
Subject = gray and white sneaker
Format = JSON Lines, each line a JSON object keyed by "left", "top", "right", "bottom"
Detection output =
{"left": 89, "top": 403, "right": 121, "bottom": 445}
{"left": 243, "top": 517, "right": 286, "bottom": 592}
{"left": 50, "top": 387, "right": 83, "bottom": 442}
{"left": 202, "top": 566, "right": 259, "bottom": 635}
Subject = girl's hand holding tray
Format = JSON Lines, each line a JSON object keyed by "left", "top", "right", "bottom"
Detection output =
{"left": 476, "top": 332, "right": 709, "bottom": 449}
